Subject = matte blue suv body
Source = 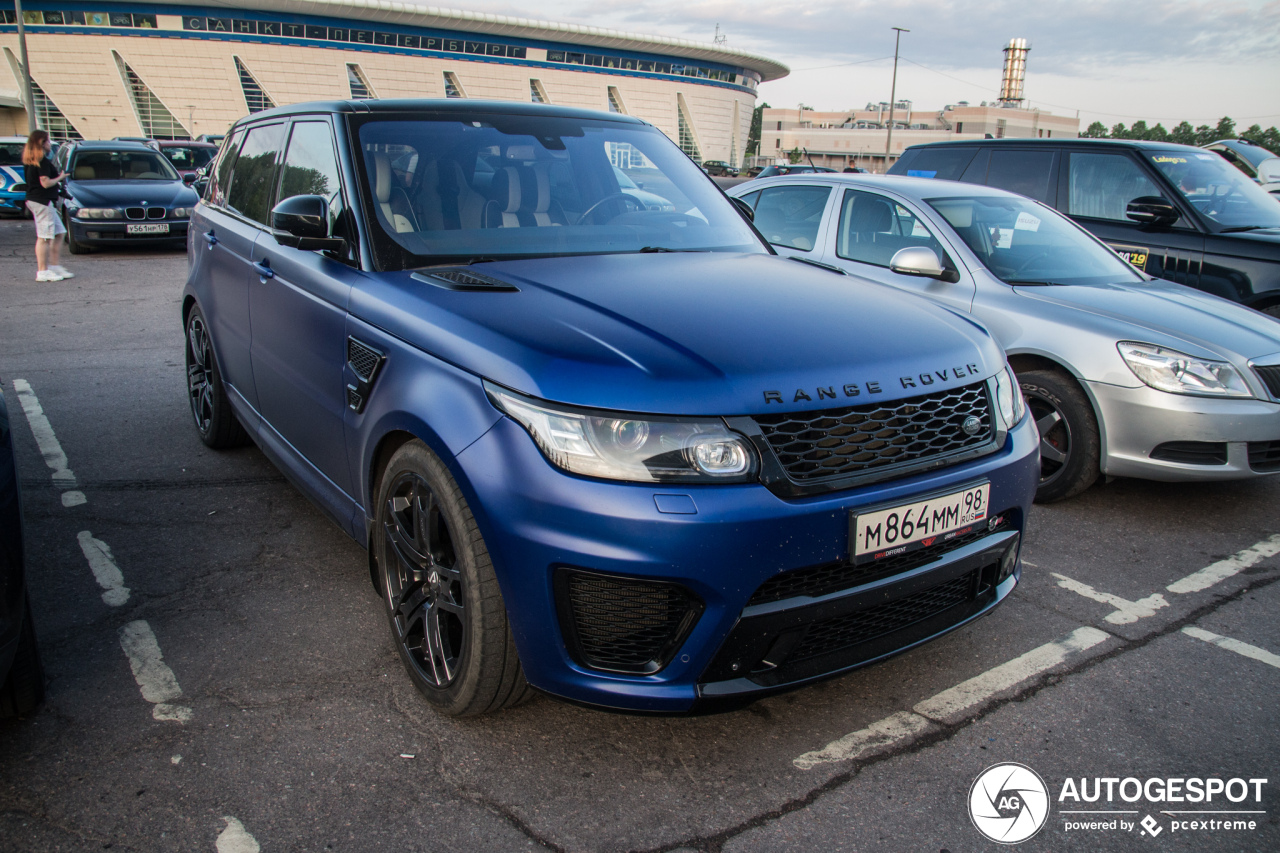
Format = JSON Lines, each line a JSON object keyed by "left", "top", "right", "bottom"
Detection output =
{"left": 183, "top": 100, "right": 1039, "bottom": 715}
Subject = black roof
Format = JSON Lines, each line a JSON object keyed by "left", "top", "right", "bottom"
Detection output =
{"left": 66, "top": 140, "right": 160, "bottom": 151}
{"left": 903, "top": 138, "right": 1203, "bottom": 153}
{"left": 235, "top": 99, "right": 649, "bottom": 128}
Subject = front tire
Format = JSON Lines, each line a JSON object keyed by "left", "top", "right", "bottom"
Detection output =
{"left": 64, "top": 214, "right": 88, "bottom": 255}
{"left": 184, "top": 305, "right": 249, "bottom": 449}
{"left": 374, "top": 441, "right": 531, "bottom": 716}
{"left": 0, "top": 595, "right": 45, "bottom": 718}
{"left": 1019, "top": 369, "right": 1101, "bottom": 503}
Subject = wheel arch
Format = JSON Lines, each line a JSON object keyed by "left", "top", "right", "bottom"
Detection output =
{"left": 1006, "top": 351, "right": 1110, "bottom": 470}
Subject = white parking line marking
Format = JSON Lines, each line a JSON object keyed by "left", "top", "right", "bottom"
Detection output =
{"left": 793, "top": 711, "right": 933, "bottom": 770}
{"left": 1182, "top": 626, "right": 1280, "bottom": 670}
{"left": 118, "top": 620, "right": 191, "bottom": 722}
{"left": 913, "top": 626, "right": 1111, "bottom": 722}
{"left": 11, "top": 379, "right": 86, "bottom": 506}
{"left": 216, "top": 816, "right": 261, "bottom": 853}
{"left": 77, "top": 531, "right": 130, "bottom": 607}
{"left": 1051, "top": 573, "right": 1168, "bottom": 624}
{"left": 1167, "top": 534, "right": 1280, "bottom": 595}
{"left": 795, "top": 626, "right": 1112, "bottom": 769}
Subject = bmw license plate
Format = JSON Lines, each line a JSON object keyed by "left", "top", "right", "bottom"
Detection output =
{"left": 126, "top": 223, "right": 169, "bottom": 234}
{"left": 851, "top": 483, "right": 989, "bottom": 564}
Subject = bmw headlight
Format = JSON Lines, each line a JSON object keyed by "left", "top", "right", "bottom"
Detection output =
{"left": 74, "top": 207, "right": 123, "bottom": 220}
{"left": 171, "top": 207, "right": 194, "bottom": 218}
{"left": 1117, "top": 342, "right": 1251, "bottom": 398}
{"left": 486, "top": 382, "right": 757, "bottom": 483}
{"left": 994, "top": 366, "right": 1026, "bottom": 427}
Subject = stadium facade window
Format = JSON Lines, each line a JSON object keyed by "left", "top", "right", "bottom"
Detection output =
{"left": 347, "top": 63, "right": 376, "bottom": 99}
{"left": 676, "top": 93, "right": 702, "bottom": 163}
{"left": 234, "top": 56, "right": 276, "bottom": 114}
{"left": 2, "top": 47, "right": 82, "bottom": 139}
{"left": 443, "top": 71, "right": 466, "bottom": 98}
{"left": 112, "top": 51, "right": 190, "bottom": 140}
{"left": 607, "top": 87, "right": 626, "bottom": 114}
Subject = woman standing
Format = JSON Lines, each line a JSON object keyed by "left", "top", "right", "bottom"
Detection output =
{"left": 22, "top": 129, "right": 73, "bottom": 282}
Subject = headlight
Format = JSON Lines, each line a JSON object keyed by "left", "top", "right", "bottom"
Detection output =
{"left": 74, "top": 207, "right": 123, "bottom": 220}
{"left": 171, "top": 207, "right": 194, "bottom": 218}
{"left": 994, "top": 366, "right": 1026, "bottom": 427}
{"left": 486, "top": 382, "right": 757, "bottom": 483}
{"left": 1117, "top": 342, "right": 1251, "bottom": 398}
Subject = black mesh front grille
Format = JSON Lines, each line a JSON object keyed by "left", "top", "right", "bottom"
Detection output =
{"left": 346, "top": 338, "right": 382, "bottom": 382}
{"left": 1151, "top": 441, "right": 1228, "bottom": 465}
{"left": 560, "top": 571, "right": 702, "bottom": 674}
{"left": 1253, "top": 365, "right": 1280, "bottom": 400}
{"left": 125, "top": 207, "right": 145, "bottom": 220}
{"left": 147, "top": 207, "right": 166, "bottom": 220}
{"left": 752, "top": 383, "right": 992, "bottom": 483}
{"left": 749, "top": 525, "right": 992, "bottom": 605}
{"left": 1249, "top": 441, "right": 1280, "bottom": 472}
{"left": 788, "top": 571, "right": 975, "bottom": 662}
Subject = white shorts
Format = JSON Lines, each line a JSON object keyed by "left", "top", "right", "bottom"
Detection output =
{"left": 26, "top": 200, "right": 66, "bottom": 240}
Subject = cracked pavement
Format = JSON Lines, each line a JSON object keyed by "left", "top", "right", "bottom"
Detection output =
{"left": 0, "top": 219, "right": 1277, "bottom": 851}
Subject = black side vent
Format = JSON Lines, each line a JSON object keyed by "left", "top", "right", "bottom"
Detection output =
{"left": 1150, "top": 441, "right": 1228, "bottom": 466}
{"left": 345, "top": 337, "right": 386, "bottom": 414}
{"left": 1253, "top": 364, "right": 1280, "bottom": 400}
{"left": 411, "top": 268, "right": 519, "bottom": 292}
{"left": 1248, "top": 441, "right": 1280, "bottom": 472}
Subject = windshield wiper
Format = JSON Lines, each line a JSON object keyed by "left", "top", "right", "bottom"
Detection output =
{"left": 1006, "top": 280, "right": 1070, "bottom": 287}
{"left": 1218, "top": 225, "right": 1267, "bottom": 233}
{"left": 637, "top": 246, "right": 709, "bottom": 253}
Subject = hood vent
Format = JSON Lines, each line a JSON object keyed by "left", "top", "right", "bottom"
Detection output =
{"left": 412, "top": 268, "right": 519, "bottom": 292}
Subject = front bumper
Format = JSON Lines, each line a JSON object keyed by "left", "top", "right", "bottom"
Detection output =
{"left": 454, "top": 411, "right": 1040, "bottom": 713}
{"left": 0, "top": 192, "right": 26, "bottom": 216}
{"left": 1089, "top": 380, "right": 1280, "bottom": 480}
{"left": 68, "top": 217, "right": 189, "bottom": 245}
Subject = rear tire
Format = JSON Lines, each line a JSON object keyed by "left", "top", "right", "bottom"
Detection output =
{"left": 1018, "top": 369, "right": 1101, "bottom": 503}
{"left": 184, "top": 305, "right": 249, "bottom": 449}
{"left": 0, "top": 595, "right": 45, "bottom": 718}
{"left": 374, "top": 441, "right": 532, "bottom": 716}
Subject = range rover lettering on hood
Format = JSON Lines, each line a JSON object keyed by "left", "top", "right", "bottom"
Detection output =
{"left": 764, "top": 363, "right": 981, "bottom": 405}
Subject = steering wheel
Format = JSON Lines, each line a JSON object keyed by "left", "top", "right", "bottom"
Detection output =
{"left": 575, "top": 192, "right": 643, "bottom": 225}
{"left": 1010, "top": 251, "right": 1049, "bottom": 277}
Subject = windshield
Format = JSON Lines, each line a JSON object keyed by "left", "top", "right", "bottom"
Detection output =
{"left": 161, "top": 146, "right": 216, "bottom": 170}
{"left": 1147, "top": 150, "right": 1280, "bottom": 230}
{"left": 928, "top": 195, "right": 1145, "bottom": 286}
{"left": 0, "top": 142, "right": 24, "bottom": 166}
{"left": 355, "top": 113, "right": 761, "bottom": 269}
{"left": 70, "top": 150, "right": 180, "bottom": 181}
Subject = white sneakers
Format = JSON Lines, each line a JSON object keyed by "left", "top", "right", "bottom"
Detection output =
{"left": 35, "top": 266, "right": 73, "bottom": 282}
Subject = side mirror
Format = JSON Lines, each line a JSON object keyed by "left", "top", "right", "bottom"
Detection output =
{"left": 182, "top": 173, "right": 197, "bottom": 186}
{"left": 271, "top": 195, "right": 345, "bottom": 250}
{"left": 731, "top": 196, "right": 755, "bottom": 222}
{"left": 889, "top": 246, "right": 959, "bottom": 282}
{"left": 1125, "top": 196, "right": 1180, "bottom": 227}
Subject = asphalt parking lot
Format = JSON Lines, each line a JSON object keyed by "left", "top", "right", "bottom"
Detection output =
{"left": 0, "top": 218, "right": 1277, "bottom": 852}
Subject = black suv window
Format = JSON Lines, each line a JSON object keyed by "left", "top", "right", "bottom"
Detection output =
{"left": 227, "top": 123, "right": 285, "bottom": 225}
{"left": 1068, "top": 152, "right": 1164, "bottom": 221}
{"left": 209, "top": 128, "right": 245, "bottom": 206}
{"left": 278, "top": 120, "right": 355, "bottom": 261}
{"left": 984, "top": 150, "right": 1056, "bottom": 203}
{"left": 895, "top": 147, "right": 977, "bottom": 180}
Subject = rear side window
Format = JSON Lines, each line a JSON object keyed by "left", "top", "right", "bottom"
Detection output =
{"left": 891, "top": 147, "right": 977, "bottom": 180}
{"left": 208, "top": 128, "right": 244, "bottom": 206}
{"left": 751, "top": 185, "right": 831, "bottom": 251}
{"left": 984, "top": 150, "right": 1056, "bottom": 202}
{"left": 1068, "top": 152, "right": 1164, "bottom": 221}
{"left": 226, "top": 123, "right": 285, "bottom": 225}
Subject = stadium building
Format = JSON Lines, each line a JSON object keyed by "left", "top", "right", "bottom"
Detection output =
{"left": 0, "top": 1, "right": 787, "bottom": 166}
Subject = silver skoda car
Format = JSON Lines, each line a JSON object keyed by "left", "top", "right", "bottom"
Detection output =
{"left": 730, "top": 174, "right": 1280, "bottom": 502}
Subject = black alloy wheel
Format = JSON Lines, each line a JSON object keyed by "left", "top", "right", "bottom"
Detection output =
{"left": 374, "top": 441, "right": 531, "bottom": 716}
{"left": 184, "top": 306, "right": 248, "bottom": 449}
{"left": 1019, "top": 369, "right": 1101, "bottom": 503}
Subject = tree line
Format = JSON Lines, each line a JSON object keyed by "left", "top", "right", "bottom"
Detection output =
{"left": 1080, "top": 116, "right": 1280, "bottom": 154}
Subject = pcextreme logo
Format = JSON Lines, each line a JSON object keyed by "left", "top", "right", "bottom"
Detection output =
{"left": 969, "top": 763, "right": 1270, "bottom": 844}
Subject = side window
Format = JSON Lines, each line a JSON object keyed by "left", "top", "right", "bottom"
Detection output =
{"left": 226, "top": 123, "right": 285, "bottom": 225}
{"left": 985, "top": 150, "right": 1056, "bottom": 202}
{"left": 895, "top": 147, "right": 977, "bottom": 180}
{"left": 737, "top": 190, "right": 761, "bottom": 210}
{"left": 1068, "top": 152, "right": 1165, "bottom": 221}
{"left": 208, "top": 128, "right": 244, "bottom": 206}
{"left": 278, "top": 121, "right": 345, "bottom": 235}
{"left": 837, "top": 189, "right": 946, "bottom": 268}
{"left": 751, "top": 185, "right": 831, "bottom": 251}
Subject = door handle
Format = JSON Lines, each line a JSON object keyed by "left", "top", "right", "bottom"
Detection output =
{"left": 203, "top": 230, "right": 218, "bottom": 247}
{"left": 253, "top": 261, "right": 274, "bottom": 279}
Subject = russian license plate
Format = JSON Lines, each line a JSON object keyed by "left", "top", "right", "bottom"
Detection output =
{"left": 851, "top": 483, "right": 989, "bottom": 563}
{"left": 126, "top": 223, "right": 169, "bottom": 234}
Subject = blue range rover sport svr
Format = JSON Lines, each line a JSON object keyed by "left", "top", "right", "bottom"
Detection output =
{"left": 184, "top": 100, "right": 1040, "bottom": 715}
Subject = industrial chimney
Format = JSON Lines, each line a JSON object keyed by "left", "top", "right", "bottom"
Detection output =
{"left": 997, "top": 38, "right": 1029, "bottom": 106}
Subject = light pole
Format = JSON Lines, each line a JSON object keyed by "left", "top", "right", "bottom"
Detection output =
{"left": 14, "top": 0, "right": 37, "bottom": 132}
{"left": 884, "top": 27, "right": 908, "bottom": 170}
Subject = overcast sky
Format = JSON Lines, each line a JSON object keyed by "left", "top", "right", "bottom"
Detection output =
{"left": 430, "top": 0, "right": 1280, "bottom": 129}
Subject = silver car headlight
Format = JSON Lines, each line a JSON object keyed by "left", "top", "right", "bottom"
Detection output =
{"left": 74, "top": 207, "right": 123, "bottom": 220}
{"left": 486, "top": 382, "right": 757, "bottom": 483}
{"left": 994, "top": 366, "right": 1026, "bottom": 427}
{"left": 1118, "top": 342, "right": 1252, "bottom": 398}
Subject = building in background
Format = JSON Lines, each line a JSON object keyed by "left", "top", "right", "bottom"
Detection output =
{"left": 0, "top": 1, "right": 787, "bottom": 167}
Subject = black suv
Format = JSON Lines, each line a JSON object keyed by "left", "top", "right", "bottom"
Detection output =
{"left": 889, "top": 139, "right": 1280, "bottom": 317}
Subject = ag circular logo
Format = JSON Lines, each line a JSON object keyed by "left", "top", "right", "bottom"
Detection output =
{"left": 962, "top": 415, "right": 983, "bottom": 436}
{"left": 969, "top": 762, "right": 1050, "bottom": 844}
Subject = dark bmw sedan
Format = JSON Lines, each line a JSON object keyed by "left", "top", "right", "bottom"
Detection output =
{"left": 55, "top": 140, "right": 199, "bottom": 253}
